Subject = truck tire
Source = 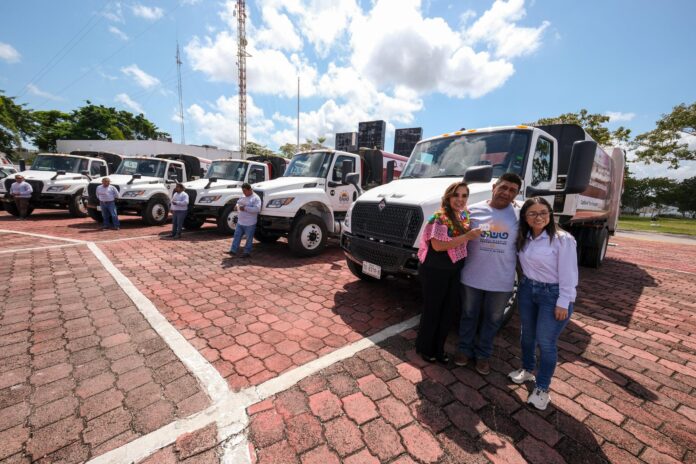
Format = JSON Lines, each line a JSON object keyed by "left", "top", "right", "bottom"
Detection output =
{"left": 346, "top": 257, "right": 378, "bottom": 282}
{"left": 143, "top": 198, "right": 169, "bottom": 226}
{"left": 87, "top": 207, "right": 103, "bottom": 222}
{"left": 184, "top": 216, "right": 205, "bottom": 230}
{"left": 583, "top": 227, "right": 608, "bottom": 268}
{"left": 254, "top": 229, "right": 281, "bottom": 243}
{"left": 68, "top": 192, "right": 88, "bottom": 218}
{"left": 217, "top": 203, "right": 238, "bottom": 235}
{"left": 288, "top": 214, "right": 327, "bottom": 257}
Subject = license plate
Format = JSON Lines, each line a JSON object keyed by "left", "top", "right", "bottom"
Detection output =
{"left": 362, "top": 261, "right": 382, "bottom": 279}
{"left": 96, "top": 206, "right": 102, "bottom": 212}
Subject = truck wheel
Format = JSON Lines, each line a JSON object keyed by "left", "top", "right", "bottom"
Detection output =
{"left": 217, "top": 204, "right": 238, "bottom": 234}
{"left": 288, "top": 215, "right": 327, "bottom": 257}
{"left": 87, "top": 208, "right": 103, "bottom": 223}
{"left": 184, "top": 216, "right": 205, "bottom": 230}
{"left": 346, "top": 258, "right": 378, "bottom": 282}
{"left": 583, "top": 227, "right": 608, "bottom": 268}
{"left": 68, "top": 192, "right": 88, "bottom": 218}
{"left": 254, "top": 229, "right": 281, "bottom": 243}
{"left": 143, "top": 198, "right": 169, "bottom": 226}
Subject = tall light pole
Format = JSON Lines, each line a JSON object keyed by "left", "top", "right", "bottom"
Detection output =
{"left": 176, "top": 42, "right": 185, "bottom": 145}
{"left": 236, "top": 0, "right": 247, "bottom": 158}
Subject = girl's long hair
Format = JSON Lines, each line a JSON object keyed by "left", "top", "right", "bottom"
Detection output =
{"left": 517, "top": 196, "right": 557, "bottom": 251}
{"left": 441, "top": 181, "right": 469, "bottom": 235}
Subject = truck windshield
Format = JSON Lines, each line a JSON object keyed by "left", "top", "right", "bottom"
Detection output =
{"left": 284, "top": 152, "right": 332, "bottom": 178}
{"left": 206, "top": 161, "right": 248, "bottom": 181}
{"left": 115, "top": 159, "right": 167, "bottom": 178}
{"left": 401, "top": 130, "right": 531, "bottom": 179}
{"left": 31, "top": 155, "right": 87, "bottom": 173}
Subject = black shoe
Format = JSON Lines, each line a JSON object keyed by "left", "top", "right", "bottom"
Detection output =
{"left": 226, "top": 251, "right": 236, "bottom": 256}
{"left": 420, "top": 353, "right": 437, "bottom": 363}
{"left": 436, "top": 353, "right": 450, "bottom": 364}
{"left": 240, "top": 253, "right": 251, "bottom": 258}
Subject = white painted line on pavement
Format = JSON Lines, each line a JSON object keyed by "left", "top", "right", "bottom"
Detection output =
{"left": 0, "top": 228, "right": 87, "bottom": 243}
{"left": 87, "top": 242, "right": 229, "bottom": 404}
{"left": 0, "top": 242, "right": 82, "bottom": 254}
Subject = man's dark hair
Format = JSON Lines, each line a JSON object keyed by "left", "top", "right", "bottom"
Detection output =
{"left": 496, "top": 172, "right": 523, "bottom": 189}
{"left": 241, "top": 182, "right": 252, "bottom": 190}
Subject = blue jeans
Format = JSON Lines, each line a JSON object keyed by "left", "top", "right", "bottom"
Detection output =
{"left": 230, "top": 223, "right": 256, "bottom": 254}
{"left": 172, "top": 210, "right": 187, "bottom": 236}
{"left": 100, "top": 201, "right": 120, "bottom": 228}
{"left": 458, "top": 285, "right": 512, "bottom": 359}
{"left": 518, "top": 276, "right": 573, "bottom": 391}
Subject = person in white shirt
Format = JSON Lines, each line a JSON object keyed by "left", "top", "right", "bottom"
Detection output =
{"left": 10, "top": 175, "right": 33, "bottom": 220}
{"left": 508, "top": 196, "right": 578, "bottom": 411}
{"left": 228, "top": 183, "right": 261, "bottom": 258}
{"left": 170, "top": 183, "right": 189, "bottom": 239}
{"left": 96, "top": 177, "right": 120, "bottom": 230}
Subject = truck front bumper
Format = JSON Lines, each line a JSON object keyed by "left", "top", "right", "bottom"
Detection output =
{"left": 258, "top": 215, "right": 293, "bottom": 233}
{"left": 189, "top": 205, "right": 221, "bottom": 218}
{"left": 341, "top": 232, "right": 420, "bottom": 276}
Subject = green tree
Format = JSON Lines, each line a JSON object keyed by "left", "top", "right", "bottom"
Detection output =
{"left": 621, "top": 174, "right": 652, "bottom": 213}
{"left": 32, "top": 110, "right": 72, "bottom": 151}
{"left": 531, "top": 109, "right": 631, "bottom": 146}
{"left": 0, "top": 91, "right": 35, "bottom": 157}
{"left": 673, "top": 177, "right": 696, "bottom": 217}
{"left": 278, "top": 143, "right": 296, "bottom": 158}
{"left": 633, "top": 102, "right": 696, "bottom": 168}
{"left": 246, "top": 141, "right": 276, "bottom": 158}
{"left": 278, "top": 138, "right": 328, "bottom": 158}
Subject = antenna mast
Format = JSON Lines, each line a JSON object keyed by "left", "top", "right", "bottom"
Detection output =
{"left": 176, "top": 42, "right": 185, "bottom": 145}
{"left": 236, "top": 0, "right": 247, "bottom": 158}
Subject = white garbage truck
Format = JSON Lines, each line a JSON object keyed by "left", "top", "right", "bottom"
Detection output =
{"left": 182, "top": 155, "right": 287, "bottom": 233}
{"left": 253, "top": 148, "right": 408, "bottom": 256}
{"left": 84, "top": 153, "right": 209, "bottom": 226}
{"left": 341, "top": 123, "right": 624, "bottom": 281}
{"left": 1, "top": 151, "right": 122, "bottom": 218}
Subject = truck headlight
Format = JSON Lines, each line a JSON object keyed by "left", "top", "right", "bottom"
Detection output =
{"left": 267, "top": 197, "right": 294, "bottom": 208}
{"left": 344, "top": 203, "right": 355, "bottom": 228}
{"left": 122, "top": 190, "right": 146, "bottom": 197}
{"left": 47, "top": 185, "right": 70, "bottom": 192}
{"left": 199, "top": 195, "right": 222, "bottom": 203}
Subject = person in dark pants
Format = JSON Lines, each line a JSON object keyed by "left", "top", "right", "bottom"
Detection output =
{"left": 416, "top": 181, "right": 482, "bottom": 363}
{"left": 170, "top": 183, "right": 189, "bottom": 239}
{"left": 96, "top": 177, "right": 120, "bottom": 230}
{"left": 9, "top": 174, "right": 32, "bottom": 220}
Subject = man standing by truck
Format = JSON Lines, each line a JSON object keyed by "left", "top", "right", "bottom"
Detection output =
{"left": 454, "top": 173, "right": 522, "bottom": 375}
{"left": 96, "top": 177, "right": 120, "bottom": 230}
{"left": 10, "top": 174, "right": 32, "bottom": 220}
{"left": 228, "top": 183, "right": 261, "bottom": 258}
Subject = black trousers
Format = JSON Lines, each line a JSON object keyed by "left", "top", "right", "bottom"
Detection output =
{"left": 416, "top": 263, "right": 461, "bottom": 357}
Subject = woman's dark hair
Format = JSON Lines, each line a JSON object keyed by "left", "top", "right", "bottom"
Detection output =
{"left": 517, "top": 196, "right": 557, "bottom": 251}
{"left": 441, "top": 181, "right": 469, "bottom": 235}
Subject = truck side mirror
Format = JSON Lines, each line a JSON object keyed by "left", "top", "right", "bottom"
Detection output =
{"left": 385, "top": 160, "right": 395, "bottom": 183}
{"left": 346, "top": 172, "right": 360, "bottom": 191}
{"left": 19, "top": 160, "right": 26, "bottom": 171}
{"left": 81, "top": 170, "right": 91, "bottom": 179}
{"left": 205, "top": 177, "right": 218, "bottom": 189}
{"left": 525, "top": 140, "right": 596, "bottom": 197}
{"left": 341, "top": 160, "right": 353, "bottom": 185}
{"left": 99, "top": 165, "right": 108, "bottom": 177}
{"left": 463, "top": 165, "right": 493, "bottom": 184}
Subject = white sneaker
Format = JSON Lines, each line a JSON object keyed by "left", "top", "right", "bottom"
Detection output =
{"left": 508, "top": 368, "right": 536, "bottom": 384}
{"left": 527, "top": 388, "right": 550, "bottom": 410}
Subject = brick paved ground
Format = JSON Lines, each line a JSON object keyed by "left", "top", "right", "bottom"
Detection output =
{"left": 0, "top": 244, "right": 210, "bottom": 463}
{"left": 99, "top": 237, "right": 421, "bottom": 391}
{"left": 0, "top": 231, "right": 69, "bottom": 252}
{"left": 244, "top": 237, "right": 696, "bottom": 464}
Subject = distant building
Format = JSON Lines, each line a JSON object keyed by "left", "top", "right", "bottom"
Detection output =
{"left": 394, "top": 127, "right": 422, "bottom": 157}
{"left": 335, "top": 132, "right": 358, "bottom": 153}
{"left": 56, "top": 140, "right": 240, "bottom": 160}
{"left": 358, "top": 120, "right": 386, "bottom": 150}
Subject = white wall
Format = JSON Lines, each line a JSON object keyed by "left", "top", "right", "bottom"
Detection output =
{"left": 56, "top": 140, "right": 240, "bottom": 161}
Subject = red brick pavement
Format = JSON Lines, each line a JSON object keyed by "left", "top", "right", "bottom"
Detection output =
{"left": 0, "top": 245, "right": 210, "bottom": 463}
{"left": 0, "top": 231, "right": 69, "bottom": 252}
{"left": 245, "top": 236, "right": 696, "bottom": 463}
{"left": 137, "top": 424, "right": 222, "bottom": 464}
{"left": 98, "top": 236, "right": 422, "bottom": 391}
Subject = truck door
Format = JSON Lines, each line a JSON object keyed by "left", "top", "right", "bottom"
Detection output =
{"left": 166, "top": 164, "right": 183, "bottom": 195}
{"left": 328, "top": 154, "right": 358, "bottom": 213}
{"left": 524, "top": 135, "right": 556, "bottom": 204}
{"left": 247, "top": 164, "right": 266, "bottom": 184}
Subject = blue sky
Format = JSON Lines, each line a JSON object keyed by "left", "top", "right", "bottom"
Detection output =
{"left": 1, "top": 0, "right": 694, "bottom": 179}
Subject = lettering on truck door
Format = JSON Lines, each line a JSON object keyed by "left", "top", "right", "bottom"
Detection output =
{"left": 329, "top": 154, "right": 357, "bottom": 213}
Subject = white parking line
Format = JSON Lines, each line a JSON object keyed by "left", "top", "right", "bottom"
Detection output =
{"left": 0, "top": 242, "right": 82, "bottom": 254}
{"left": 0, "top": 228, "right": 87, "bottom": 243}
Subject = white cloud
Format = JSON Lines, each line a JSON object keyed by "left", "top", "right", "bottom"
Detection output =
{"left": 103, "top": 2, "right": 124, "bottom": 22}
{"left": 256, "top": 6, "right": 302, "bottom": 51}
{"left": 0, "top": 42, "right": 21, "bottom": 63}
{"left": 465, "top": 0, "right": 549, "bottom": 59}
{"left": 27, "top": 84, "right": 63, "bottom": 101}
{"left": 115, "top": 93, "right": 145, "bottom": 114}
{"left": 187, "top": 95, "right": 274, "bottom": 149}
{"left": 605, "top": 111, "right": 635, "bottom": 123}
{"left": 180, "top": 0, "right": 201, "bottom": 4}
{"left": 108, "top": 25, "right": 129, "bottom": 41}
{"left": 121, "top": 64, "right": 160, "bottom": 89}
{"left": 131, "top": 4, "right": 164, "bottom": 20}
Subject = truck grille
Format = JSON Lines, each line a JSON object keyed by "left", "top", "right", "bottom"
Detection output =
{"left": 351, "top": 202, "right": 423, "bottom": 247}
{"left": 185, "top": 189, "right": 197, "bottom": 210}
{"left": 350, "top": 238, "right": 403, "bottom": 270}
{"left": 4, "top": 179, "right": 43, "bottom": 201}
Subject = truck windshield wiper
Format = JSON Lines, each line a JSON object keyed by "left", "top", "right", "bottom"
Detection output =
{"left": 431, "top": 174, "right": 461, "bottom": 178}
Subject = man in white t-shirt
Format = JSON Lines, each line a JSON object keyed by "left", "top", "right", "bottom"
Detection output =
{"left": 10, "top": 174, "right": 33, "bottom": 220}
{"left": 454, "top": 173, "right": 522, "bottom": 374}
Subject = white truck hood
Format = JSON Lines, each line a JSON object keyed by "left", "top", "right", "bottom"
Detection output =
{"left": 184, "top": 178, "right": 241, "bottom": 191}
{"left": 91, "top": 174, "right": 162, "bottom": 187}
{"left": 18, "top": 170, "right": 85, "bottom": 181}
{"left": 253, "top": 177, "right": 322, "bottom": 195}
{"left": 356, "top": 178, "right": 495, "bottom": 207}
